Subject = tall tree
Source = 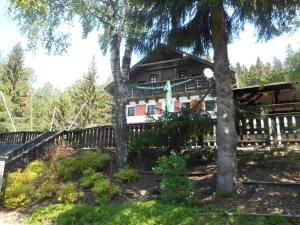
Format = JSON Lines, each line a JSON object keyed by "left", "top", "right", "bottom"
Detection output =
{"left": 71, "top": 57, "right": 112, "bottom": 128}
{"left": 72, "top": 57, "right": 98, "bottom": 128}
{"left": 51, "top": 92, "right": 75, "bottom": 130}
{"left": 139, "top": 0, "right": 299, "bottom": 192}
{"left": 235, "top": 56, "right": 292, "bottom": 88}
{"left": 32, "top": 82, "right": 59, "bottom": 131}
{"left": 8, "top": 0, "right": 141, "bottom": 166}
{"left": 286, "top": 48, "right": 300, "bottom": 95}
{"left": 1, "top": 43, "right": 31, "bottom": 131}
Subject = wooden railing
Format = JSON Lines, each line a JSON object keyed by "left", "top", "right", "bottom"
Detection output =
{"left": 127, "top": 76, "right": 214, "bottom": 98}
{"left": 0, "top": 131, "right": 42, "bottom": 144}
{"left": 1, "top": 113, "right": 299, "bottom": 154}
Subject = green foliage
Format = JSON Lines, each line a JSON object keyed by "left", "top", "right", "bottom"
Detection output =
{"left": 92, "top": 179, "right": 121, "bottom": 204}
{"left": 56, "top": 182, "right": 83, "bottom": 204}
{"left": 28, "top": 201, "right": 300, "bottom": 225}
{"left": 0, "top": 43, "right": 32, "bottom": 131}
{"left": 286, "top": 48, "right": 300, "bottom": 96}
{"left": 153, "top": 151, "right": 194, "bottom": 204}
{"left": 235, "top": 57, "right": 288, "bottom": 87}
{"left": 32, "top": 82, "right": 59, "bottom": 131}
{"left": 80, "top": 169, "right": 105, "bottom": 189}
{"left": 4, "top": 160, "right": 48, "bottom": 209}
{"left": 57, "top": 150, "right": 111, "bottom": 179}
{"left": 130, "top": 107, "right": 215, "bottom": 152}
{"left": 213, "top": 192, "right": 233, "bottom": 198}
{"left": 36, "top": 181, "right": 57, "bottom": 199}
{"left": 71, "top": 57, "right": 112, "bottom": 128}
{"left": 115, "top": 165, "right": 138, "bottom": 183}
{"left": 57, "top": 156, "right": 79, "bottom": 179}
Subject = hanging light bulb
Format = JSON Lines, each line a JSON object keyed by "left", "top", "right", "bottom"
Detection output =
{"left": 204, "top": 68, "right": 214, "bottom": 79}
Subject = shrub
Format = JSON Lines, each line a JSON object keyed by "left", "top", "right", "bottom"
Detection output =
{"left": 92, "top": 179, "right": 121, "bottom": 204}
{"left": 77, "top": 150, "right": 111, "bottom": 172}
{"left": 36, "top": 180, "right": 57, "bottom": 199}
{"left": 80, "top": 169, "right": 106, "bottom": 189}
{"left": 153, "top": 151, "right": 195, "bottom": 204}
{"left": 4, "top": 160, "right": 48, "bottom": 209}
{"left": 56, "top": 182, "right": 83, "bottom": 203}
{"left": 57, "top": 157, "right": 80, "bottom": 179}
{"left": 4, "top": 169, "right": 36, "bottom": 209}
{"left": 57, "top": 150, "right": 111, "bottom": 179}
{"left": 115, "top": 165, "right": 138, "bottom": 183}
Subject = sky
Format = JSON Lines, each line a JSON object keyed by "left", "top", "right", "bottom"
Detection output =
{"left": 0, "top": 1, "right": 300, "bottom": 90}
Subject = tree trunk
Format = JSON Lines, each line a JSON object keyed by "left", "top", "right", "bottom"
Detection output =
{"left": 110, "top": 32, "right": 128, "bottom": 168}
{"left": 211, "top": 3, "right": 237, "bottom": 193}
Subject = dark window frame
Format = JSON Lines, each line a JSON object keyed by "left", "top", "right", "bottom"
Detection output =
{"left": 181, "top": 102, "right": 190, "bottom": 109}
{"left": 127, "top": 106, "right": 135, "bottom": 116}
{"left": 178, "top": 70, "right": 188, "bottom": 79}
{"left": 147, "top": 105, "right": 156, "bottom": 115}
{"left": 149, "top": 74, "right": 158, "bottom": 83}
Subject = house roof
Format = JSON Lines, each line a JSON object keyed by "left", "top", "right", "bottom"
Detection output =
{"left": 130, "top": 47, "right": 214, "bottom": 74}
{"left": 105, "top": 47, "right": 215, "bottom": 95}
{"left": 233, "top": 82, "right": 297, "bottom": 96}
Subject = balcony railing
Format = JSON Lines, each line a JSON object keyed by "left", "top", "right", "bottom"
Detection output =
{"left": 127, "top": 76, "right": 214, "bottom": 98}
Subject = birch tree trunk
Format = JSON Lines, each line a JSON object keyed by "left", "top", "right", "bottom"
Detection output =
{"left": 110, "top": 32, "right": 129, "bottom": 168}
{"left": 211, "top": 3, "right": 237, "bottom": 193}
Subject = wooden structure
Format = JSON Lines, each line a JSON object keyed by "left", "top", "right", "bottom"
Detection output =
{"left": 0, "top": 113, "right": 299, "bottom": 151}
{"left": 105, "top": 47, "right": 223, "bottom": 124}
{"left": 0, "top": 131, "right": 42, "bottom": 144}
{"left": 234, "top": 82, "right": 300, "bottom": 114}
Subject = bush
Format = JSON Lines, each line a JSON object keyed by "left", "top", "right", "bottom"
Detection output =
{"left": 80, "top": 169, "right": 106, "bottom": 189}
{"left": 4, "top": 160, "right": 48, "bottom": 209}
{"left": 115, "top": 165, "right": 138, "bottom": 183}
{"left": 153, "top": 151, "right": 195, "bottom": 204}
{"left": 4, "top": 169, "right": 36, "bottom": 209}
{"left": 57, "top": 150, "right": 111, "bottom": 179}
{"left": 78, "top": 150, "right": 111, "bottom": 172}
{"left": 56, "top": 182, "right": 83, "bottom": 203}
{"left": 36, "top": 180, "right": 57, "bottom": 199}
{"left": 57, "top": 157, "right": 79, "bottom": 179}
{"left": 92, "top": 179, "right": 121, "bottom": 204}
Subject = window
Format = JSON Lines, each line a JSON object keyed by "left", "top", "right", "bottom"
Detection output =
{"left": 127, "top": 107, "right": 135, "bottom": 116}
{"left": 138, "top": 80, "right": 146, "bottom": 84}
{"left": 148, "top": 105, "right": 156, "bottom": 115}
{"left": 178, "top": 70, "right": 188, "bottom": 79}
{"left": 149, "top": 74, "right": 158, "bottom": 83}
{"left": 181, "top": 102, "right": 190, "bottom": 109}
{"left": 205, "top": 100, "right": 216, "bottom": 111}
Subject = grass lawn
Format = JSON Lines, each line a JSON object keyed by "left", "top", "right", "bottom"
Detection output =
{"left": 27, "top": 200, "right": 300, "bottom": 225}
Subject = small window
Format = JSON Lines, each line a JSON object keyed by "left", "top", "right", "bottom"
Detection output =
{"left": 205, "top": 100, "right": 216, "bottom": 111}
{"left": 178, "top": 70, "right": 188, "bottom": 79}
{"left": 149, "top": 74, "right": 158, "bottom": 83}
{"left": 138, "top": 80, "right": 146, "bottom": 84}
{"left": 181, "top": 102, "right": 190, "bottom": 109}
{"left": 127, "top": 107, "right": 135, "bottom": 116}
{"left": 148, "top": 105, "right": 156, "bottom": 115}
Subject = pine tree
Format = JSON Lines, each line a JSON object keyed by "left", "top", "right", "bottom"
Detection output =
{"left": 71, "top": 57, "right": 112, "bottom": 128}
{"left": 51, "top": 92, "right": 75, "bottom": 130}
{"left": 0, "top": 43, "right": 31, "bottom": 131}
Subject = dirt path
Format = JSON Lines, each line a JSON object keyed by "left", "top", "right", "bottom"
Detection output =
{"left": 0, "top": 208, "right": 28, "bottom": 225}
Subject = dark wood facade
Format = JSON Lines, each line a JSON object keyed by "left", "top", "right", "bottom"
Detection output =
{"left": 234, "top": 82, "right": 300, "bottom": 114}
{"left": 105, "top": 47, "right": 216, "bottom": 99}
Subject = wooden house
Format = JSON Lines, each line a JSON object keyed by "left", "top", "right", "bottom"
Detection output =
{"left": 105, "top": 47, "right": 219, "bottom": 123}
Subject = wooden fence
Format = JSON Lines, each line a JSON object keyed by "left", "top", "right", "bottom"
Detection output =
{"left": 0, "top": 113, "right": 299, "bottom": 150}
{"left": 0, "top": 131, "right": 42, "bottom": 144}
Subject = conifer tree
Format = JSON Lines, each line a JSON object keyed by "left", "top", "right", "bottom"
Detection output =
{"left": 71, "top": 57, "right": 112, "bottom": 128}
{"left": 0, "top": 43, "right": 31, "bottom": 131}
